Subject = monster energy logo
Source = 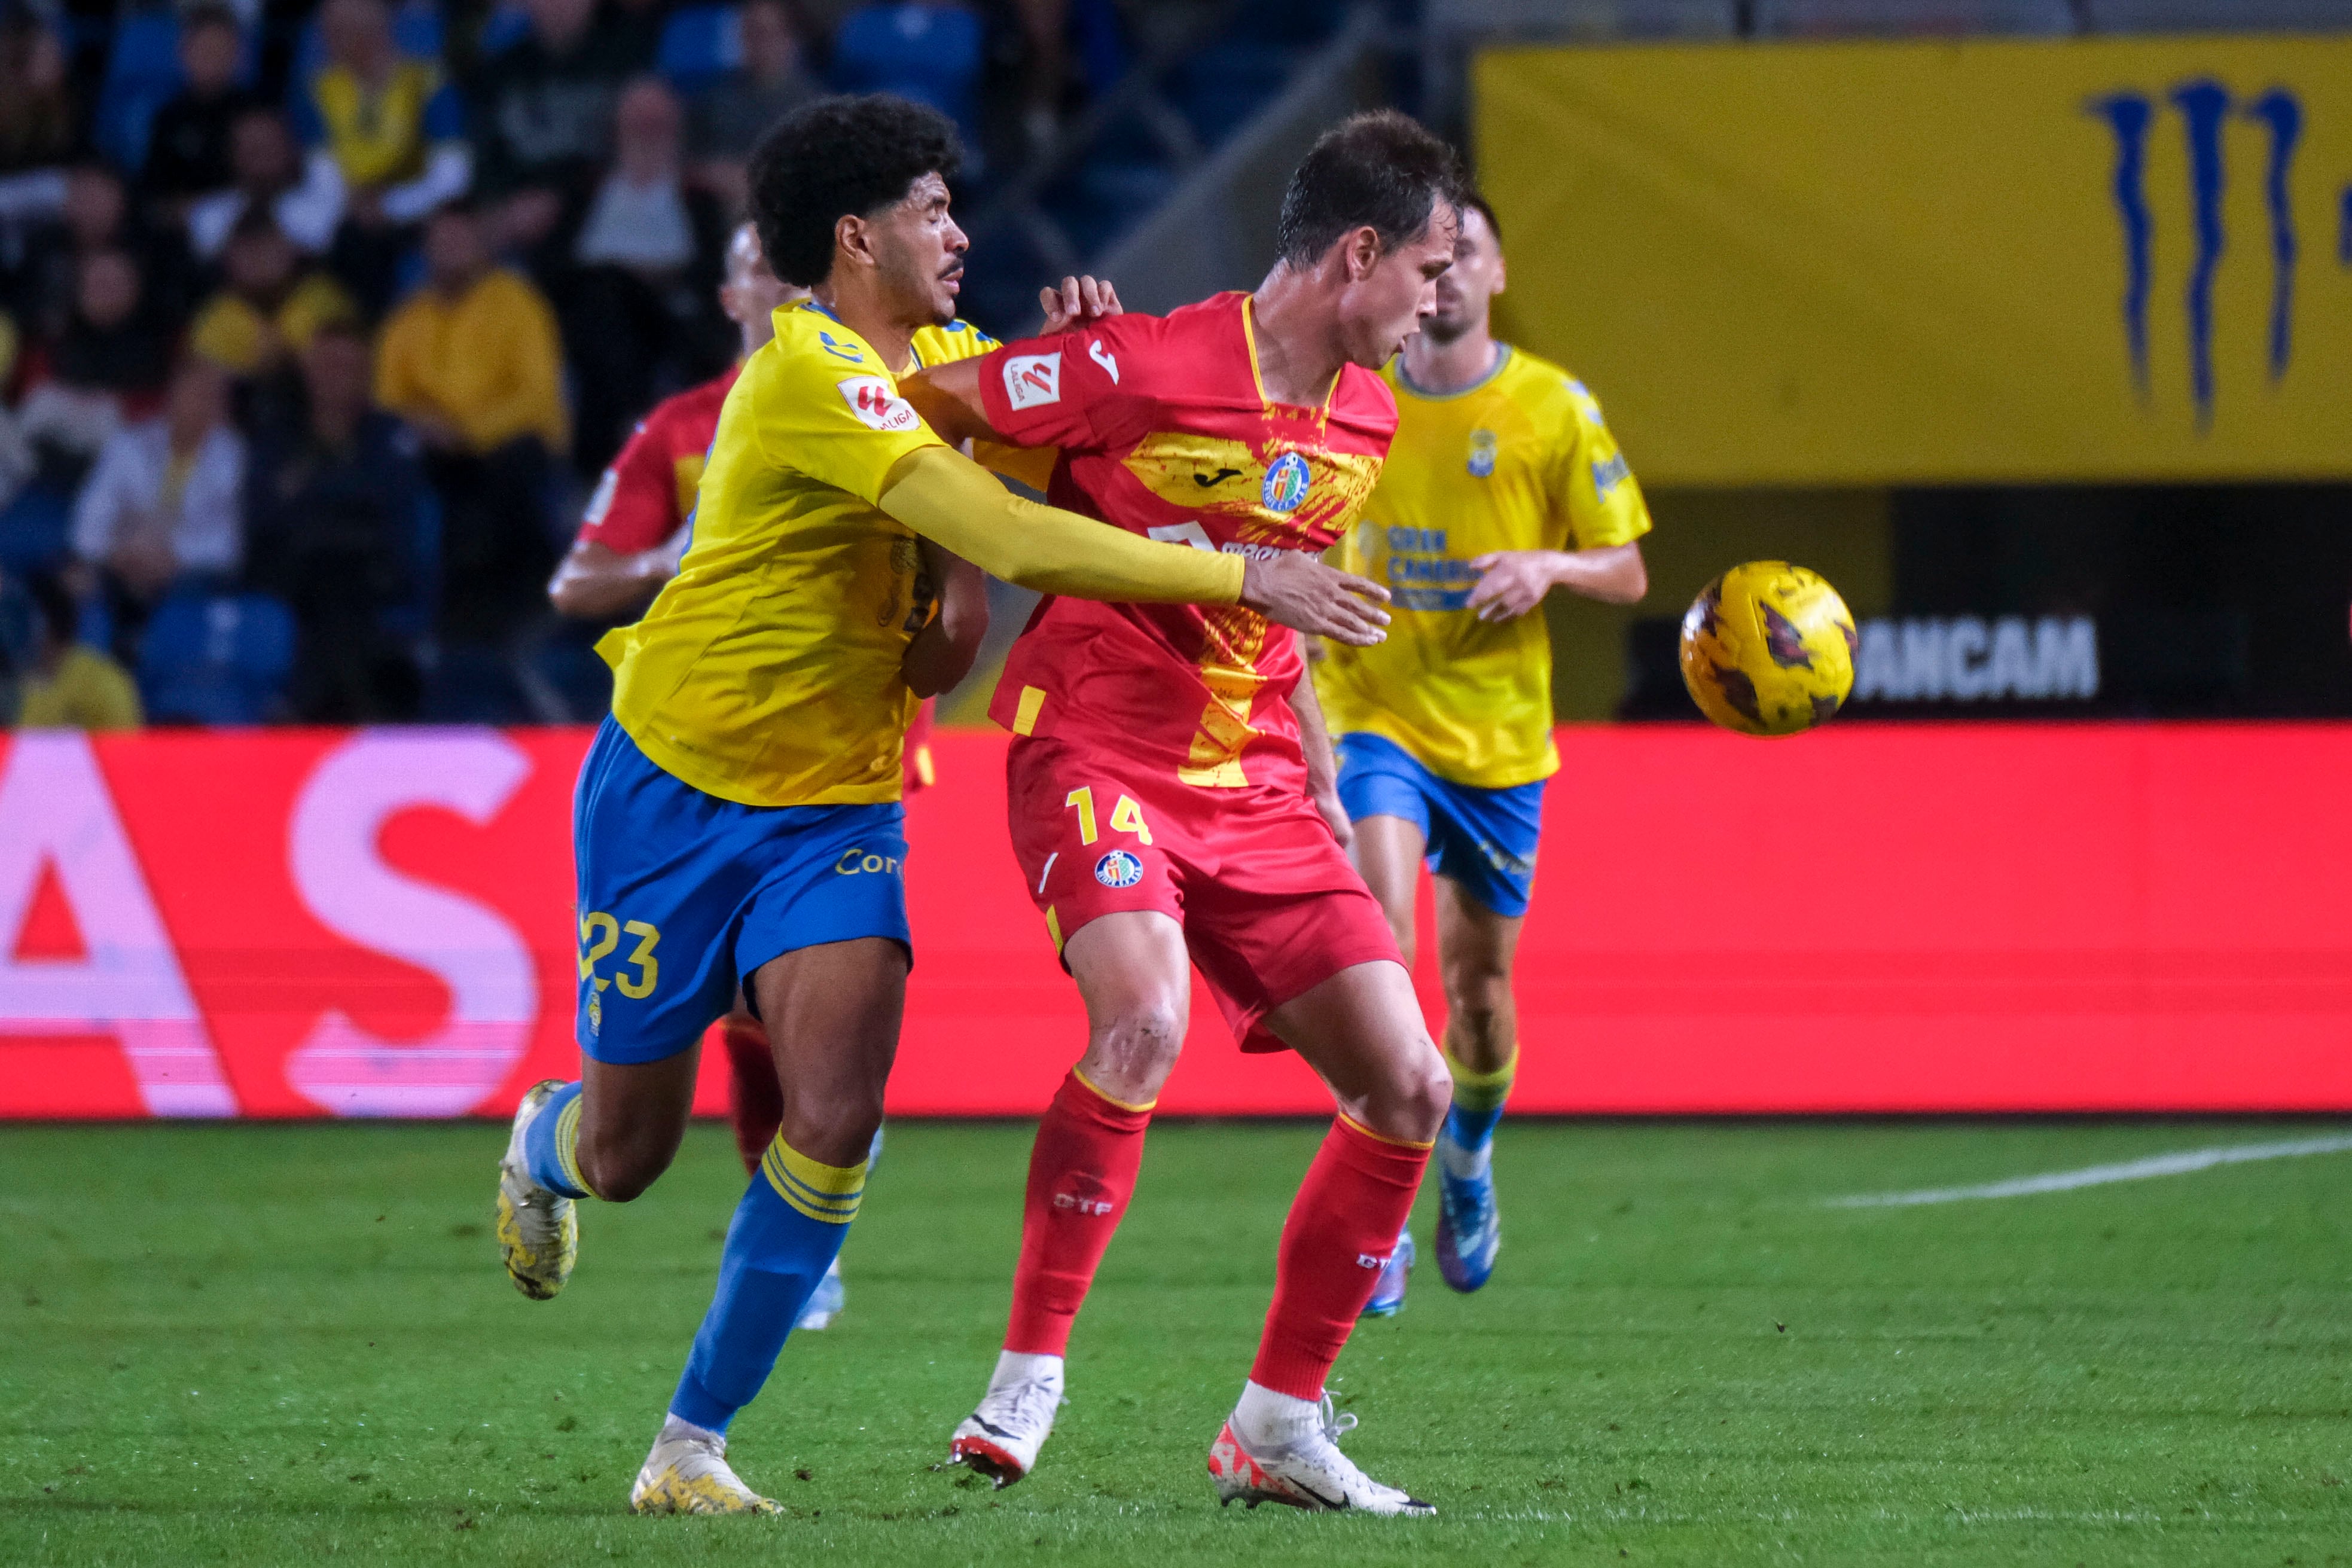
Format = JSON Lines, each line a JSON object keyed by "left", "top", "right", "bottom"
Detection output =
{"left": 2088, "top": 80, "right": 2319, "bottom": 429}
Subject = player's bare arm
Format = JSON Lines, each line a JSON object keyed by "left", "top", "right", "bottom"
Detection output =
{"left": 547, "top": 536, "right": 687, "bottom": 620}
{"left": 902, "top": 541, "right": 988, "bottom": 697}
{"left": 1467, "top": 539, "right": 1648, "bottom": 621}
{"left": 1285, "top": 671, "right": 1353, "bottom": 850}
{"left": 898, "top": 361, "right": 1396, "bottom": 646}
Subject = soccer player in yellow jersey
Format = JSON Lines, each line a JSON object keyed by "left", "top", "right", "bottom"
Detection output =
{"left": 489, "top": 94, "right": 1392, "bottom": 1517}
{"left": 1313, "top": 193, "right": 1650, "bottom": 1307}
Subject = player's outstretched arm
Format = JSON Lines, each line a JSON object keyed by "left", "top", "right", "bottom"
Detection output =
{"left": 548, "top": 535, "right": 685, "bottom": 620}
{"left": 875, "top": 447, "right": 1390, "bottom": 645}
{"left": 898, "top": 357, "right": 996, "bottom": 448}
{"left": 1466, "top": 541, "right": 1648, "bottom": 621}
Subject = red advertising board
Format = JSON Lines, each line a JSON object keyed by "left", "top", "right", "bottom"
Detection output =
{"left": 1, "top": 724, "right": 2343, "bottom": 1119}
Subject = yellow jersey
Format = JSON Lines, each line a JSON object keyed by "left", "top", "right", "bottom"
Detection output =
{"left": 598, "top": 300, "right": 962, "bottom": 807}
{"left": 1315, "top": 345, "right": 1651, "bottom": 789}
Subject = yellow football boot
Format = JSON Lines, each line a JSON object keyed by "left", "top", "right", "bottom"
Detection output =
{"left": 495, "top": 1079, "right": 578, "bottom": 1300}
{"left": 630, "top": 1419, "right": 783, "bottom": 1515}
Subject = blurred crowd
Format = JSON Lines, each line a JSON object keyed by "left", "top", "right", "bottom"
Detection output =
{"left": 0, "top": 0, "right": 1122, "bottom": 727}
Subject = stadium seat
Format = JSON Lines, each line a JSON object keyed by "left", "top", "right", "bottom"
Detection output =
{"left": 419, "top": 643, "right": 534, "bottom": 722}
{"left": 94, "top": 9, "right": 191, "bottom": 172}
{"left": 2083, "top": 0, "right": 2352, "bottom": 30}
{"left": 94, "top": 7, "right": 264, "bottom": 173}
{"left": 136, "top": 589, "right": 297, "bottom": 726}
{"left": 477, "top": 2, "right": 534, "bottom": 59}
{"left": 829, "top": 5, "right": 984, "bottom": 142}
{"left": 0, "top": 482, "right": 72, "bottom": 575}
{"left": 1753, "top": 0, "right": 2075, "bottom": 32}
{"left": 658, "top": 4, "right": 743, "bottom": 96}
{"left": 290, "top": 0, "right": 446, "bottom": 88}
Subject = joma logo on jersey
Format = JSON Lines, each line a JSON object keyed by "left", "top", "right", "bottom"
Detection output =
{"left": 836, "top": 377, "right": 919, "bottom": 432}
{"left": 1003, "top": 352, "right": 1062, "bottom": 409}
{"left": 2089, "top": 79, "right": 2331, "bottom": 428}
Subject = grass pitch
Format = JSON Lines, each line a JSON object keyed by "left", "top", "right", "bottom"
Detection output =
{"left": 4, "top": 1118, "right": 2350, "bottom": 1566}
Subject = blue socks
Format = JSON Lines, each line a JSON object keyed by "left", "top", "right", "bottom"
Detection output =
{"left": 669, "top": 1136, "right": 868, "bottom": 1434}
{"left": 521, "top": 1081, "right": 590, "bottom": 1199}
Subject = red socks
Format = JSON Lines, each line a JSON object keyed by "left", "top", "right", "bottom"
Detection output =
{"left": 723, "top": 1014, "right": 781, "bottom": 1177}
{"left": 1004, "top": 1069, "right": 1155, "bottom": 1356}
{"left": 1249, "top": 1115, "right": 1432, "bottom": 1399}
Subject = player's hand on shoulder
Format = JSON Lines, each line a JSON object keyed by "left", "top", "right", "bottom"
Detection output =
{"left": 1039, "top": 275, "right": 1122, "bottom": 334}
{"left": 1240, "top": 552, "right": 1391, "bottom": 647}
{"left": 1468, "top": 551, "right": 1557, "bottom": 623}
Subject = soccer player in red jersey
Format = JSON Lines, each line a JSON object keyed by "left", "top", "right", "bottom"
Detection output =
{"left": 902, "top": 111, "right": 1465, "bottom": 1515}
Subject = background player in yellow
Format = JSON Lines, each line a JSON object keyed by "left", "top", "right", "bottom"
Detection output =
{"left": 1313, "top": 193, "right": 1649, "bottom": 1307}
{"left": 489, "top": 94, "right": 1393, "bottom": 1518}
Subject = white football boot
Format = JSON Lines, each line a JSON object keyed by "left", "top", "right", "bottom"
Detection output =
{"left": 946, "top": 1350, "right": 1064, "bottom": 1488}
{"left": 630, "top": 1416, "right": 782, "bottom": 1515}
{"left": 495, "top": 1079, "right": 578, "bottom": 1300}
{"left": 1208, "top": 1388, "right": 1434, "bottom": 1515}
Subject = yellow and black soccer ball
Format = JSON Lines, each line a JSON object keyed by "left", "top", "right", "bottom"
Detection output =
{"left": 1679, "top": 562, "right": 1857, "bottom": 737}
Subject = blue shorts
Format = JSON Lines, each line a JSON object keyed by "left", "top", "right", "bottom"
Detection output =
{"left": 1334, "top": 731, "right": 1545, "bottom": 918}
{"left": 571, "top": 716, "right": 911, "bottom": 1064}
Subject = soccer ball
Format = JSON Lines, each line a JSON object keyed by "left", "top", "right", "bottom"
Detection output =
{"left": 1679, "top": 562, "right": 1857, "bottom": 737}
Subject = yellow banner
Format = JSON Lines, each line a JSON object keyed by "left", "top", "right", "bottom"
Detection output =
{"left": 1475, "top": 36, "right": 2352, "bottom": 484}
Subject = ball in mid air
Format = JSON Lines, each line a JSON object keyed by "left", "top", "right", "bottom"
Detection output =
{"left": 1679, "top": 562, "right": 1857, "bottom": 737}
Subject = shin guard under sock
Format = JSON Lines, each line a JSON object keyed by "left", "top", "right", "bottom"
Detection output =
{"left": 668, "top": 1136, "right": 865, "bottom": 1433}
{"left": 1248, "top": 1115, "right": 1432, "bottom": 1399}
{"left": 1003, "top": 1068, "right": 1154, "bottom": 1356}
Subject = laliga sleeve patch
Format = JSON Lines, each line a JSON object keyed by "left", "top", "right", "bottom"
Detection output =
{"left": 837, "top": 376, "right": 921, "bottom": 432}
{"left": 1003, "top": 352, "right": 1063, "bottom": 410}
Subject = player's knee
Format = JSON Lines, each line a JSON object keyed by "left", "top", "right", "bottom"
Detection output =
{"left": 1398, "top": 1046, "right": 1454, "bottom": 1140}
{"left": 779, "top": 1086, "right": 887, "bottom": 1170}
{"left": 1091, "top": 999, "right": 1187, "bottom": 1082}
{"left": 576, "top": 1140, "right": 670, "bottom": 1204}
{"left": 1441, "top": 965, "right": 1511, "bottom": 1042}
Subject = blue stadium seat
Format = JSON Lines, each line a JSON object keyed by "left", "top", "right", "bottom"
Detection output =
{"left": 2084, "top": 0, "right": 2352, "bottom": 30}
{"left": 291, "top": 0, "right": 447, "bottom": 89}
{"left": 477, "top": 3, "right": 534, "bottom": 58}
{"left": 94, "top": 10, "right": 189, "bottom": 172}
{"left": 137, "top": 589, "right": 297, "bottom": 726}
{"left": 829, "top": 5, "right": 984, "bottom": 142}
{"left": 95, "top": 8, "right": 263, "bottom": 173}
{"left": 1753, "top": 0, "right": 2074, "bottom": 33}
{"left": 658, "top": 4, "right": 743, "bottom": 96}
{"left": 0, "top": 482, "right": 73, "bottom": 575}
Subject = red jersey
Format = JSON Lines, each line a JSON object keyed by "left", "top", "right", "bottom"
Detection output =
{"left": 575, "top": 365, "right": 740, "bottom": 552}
{"left": 977, "top": 292, "right": 1396, "bottom": 793}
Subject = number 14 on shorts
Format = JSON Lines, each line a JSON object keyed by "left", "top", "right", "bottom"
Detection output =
{"left": 1065, "top": 786, "right": 1152, "bottom": 846}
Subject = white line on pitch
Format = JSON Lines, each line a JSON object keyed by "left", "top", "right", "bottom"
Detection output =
{"left": 1826, "top": 1133, "right": 2352, "bottom": 1208}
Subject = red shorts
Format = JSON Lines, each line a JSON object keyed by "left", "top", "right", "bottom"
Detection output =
{"left": 1006, "top": 734, "right": 1402, "bottom": 1050}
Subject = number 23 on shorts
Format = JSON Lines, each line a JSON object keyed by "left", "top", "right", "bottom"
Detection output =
{"left": 578, "top": 911, "right": 661, "bottom": 998}
{"left": 1064, "top": 786, "right": 1152, "bottom": 846}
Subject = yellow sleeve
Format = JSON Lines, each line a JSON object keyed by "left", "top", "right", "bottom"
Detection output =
{"left": 465, "top": 276, "right": 571, "bottom": 454}
{"left": 974, "top": 439, "right": 1058, "bottom": 492}
{"left": 878, "top": 445, "right": 1243, "bottom": 605}
{"left": 373, "top": 307, "right": 424, "bottom": 420}
{"left": 749, "top": 343, "right": 945, "bottom": 505}
{"left": 1557, "top": 379, "right": 1651, "bottom": 550}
